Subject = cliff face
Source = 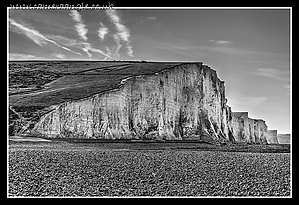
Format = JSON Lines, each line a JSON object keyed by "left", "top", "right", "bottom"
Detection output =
{"left": 253, "top": 120, "right": 268, "bottom": 144}
{"left": 31, "top": 63, "right": 230, "bottom": 141}
{"left": 277, "top": 134, "right": 290, "bottom": 144}
{"left": 266, "top": 130, "right": 279, "bottom": 144}
{"left": 226, "top": 112, "right": 268, "bottom": 144}
{"left": 11, "top": 61, "right": 271, "bottom": 144}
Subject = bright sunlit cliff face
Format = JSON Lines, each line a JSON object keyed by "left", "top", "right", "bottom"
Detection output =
{"left": 8, "top": 9, "right": 290, "bottom": 134}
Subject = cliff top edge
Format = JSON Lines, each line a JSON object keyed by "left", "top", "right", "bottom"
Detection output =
{"left": 9, "top": 61, "right": 220, "bottom": 108}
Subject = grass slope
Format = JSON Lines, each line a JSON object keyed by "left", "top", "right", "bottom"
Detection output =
{"left": 9, "top": 61, "right": 183, "bottom": 107}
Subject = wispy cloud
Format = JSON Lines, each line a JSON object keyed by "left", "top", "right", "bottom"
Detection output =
{"left": 68, "top": 11, "right": 115, "bottom": 60}
{"left": 233, "top": 96, "right": 267, "bottom": 107}
{"left": 205, "top": 45, "right": 287, "bottom": 57}
{"left": 82, "top": 41, "right": 119, "bottom": 60}
{"left": 103, "top": 47, "right": 112, "bottom": 60}
{"left": 9, "top": 53, "right": 44, "bottom": 60}
{"left": 98, "top": 22, "right": 109, "bottom": 41}
{"left": 255, "top": 68, "right": 282, "bottom": 79}
{"left": 126, "top": 45, "right": 134, "bottom": 57}
{"left": 147, "top": 16, "right": 157, "bottom": 20}
{"left": 227, "top": 91, "right": 267, "bottom": 109}
{"left": 139, "top": 37, "right": 269, "bottom": 57}
{"left": 210, "top": 39, "right": 233, "bottom": 45}
{"left": 9, "top": 18, "right": 83, "bottom": 56}
{"left": 208, "top": 46, "right": 241, "bottom": 54}
{"left": 45, "top": 34, "right": 78, "bottom": 46}
{"left": 9, "top": 18, "right": 48, "bottom": 47}
{"left": 52, "top": 53, "right": 66, "bottom": 59}
{"left": 81, "top": 42, "right": 92, "bottom": 58}
{"left": 106, "top": 9, "right": 134, "bottom": 57}
{"left": 46, "top": 34, "right": 115, "bottom": 60}
{"left": 69, "top": 10, "right": 88, "bottom": 41}
{"left": 112, "top": 34, "right": 122, "bottom": 58}
{"left": 249, "top": 68, "right": 290, "bottom": 81}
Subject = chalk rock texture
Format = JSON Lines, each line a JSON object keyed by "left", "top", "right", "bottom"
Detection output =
{"left": 226, "top": 112, "right": 268, "bottom": 143}
{"left": 32, "top": 63, "right": 229, "bottom": 142}
{"left": 277, "top": 134, "right": 290, "bottom": 144}
{"left": 11, "top": 61, "right": 272, "bottom": 143}
{"left": 266, "top": 130, "right": 279, "bottom": 144}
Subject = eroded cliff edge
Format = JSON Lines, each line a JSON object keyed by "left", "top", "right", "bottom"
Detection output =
{"left": 9, "top": 61, "right": 273, "bottom": 143}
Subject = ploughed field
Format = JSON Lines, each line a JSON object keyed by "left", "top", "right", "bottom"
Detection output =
{"left": 8, "top": 140, "right": 291, "bottom": 197}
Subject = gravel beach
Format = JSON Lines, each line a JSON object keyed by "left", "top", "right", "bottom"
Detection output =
{"left": 8, "top": 142, "right": 291, "bottom": 197}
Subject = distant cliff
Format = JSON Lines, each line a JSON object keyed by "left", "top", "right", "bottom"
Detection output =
{"left": 9, "top": 61, "right": 275, "bottom": 144}
{"left": 266, "top": 130, "right": 279, "bottom": 144}
{"left": 227, "top": 112, "right": 268, "bottom": 144}
{"left": 277, "top": 134, "right": 290, "bottom": 144}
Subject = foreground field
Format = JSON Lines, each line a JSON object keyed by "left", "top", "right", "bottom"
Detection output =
{"left": 8, "top": 141, "right": 291, "bottom": 197}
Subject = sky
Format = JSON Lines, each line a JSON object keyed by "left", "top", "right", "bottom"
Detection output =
{"left": 8, "top": 8, "right": 291, "bottom": 133}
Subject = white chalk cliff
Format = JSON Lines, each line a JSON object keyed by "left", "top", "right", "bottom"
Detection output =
{"left": 24, "top": 62, "right": 271, "bottom": 143}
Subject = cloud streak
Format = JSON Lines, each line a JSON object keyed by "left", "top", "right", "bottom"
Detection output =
{"left": 103, "top": 47, "right": 112, "bottom": 60}
{"left": 210, "top": 39, "right": 233, "bottom": 45}
{"left": 9, "top": 18, "right": 48, "bottom": 47}
{"left": 98, "top": 22, "right": 109, "bottom": 41}
{"left": 112, "top": 34, "right": 122, "bottom": 58}
{"left": 68, "top": 10, "right": 115, "bottom": 60}
{"left": 69, "top": 10, "right": 88, "bottom": 41}
{"left": 147, "top": 16, "right": 157, "bottom": 20}
{"left": 9, "top": 18, "right": 83, "bottom": 56}
{"left": 138, "top": 37, "right": 277, "bottom": 58}
{"left": 52, "top": 53, "right": 66, "bottom": 59}
{"left": 46, "top": 34, "right": 115, "bottom": 60}
{"left": 248, "top": 68, "right": 290, "bottom": 81}
{"left": 9, "top": 53, "right": 44, "bottom": 60}
{"left": 106, "top": 9, "right": 134, "bottom": 57}
{"left": 45, "top": 34, "right": 78, "bottom": 46}
{"left": 227, "top": 91, "right": 267, "bottom": 109}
